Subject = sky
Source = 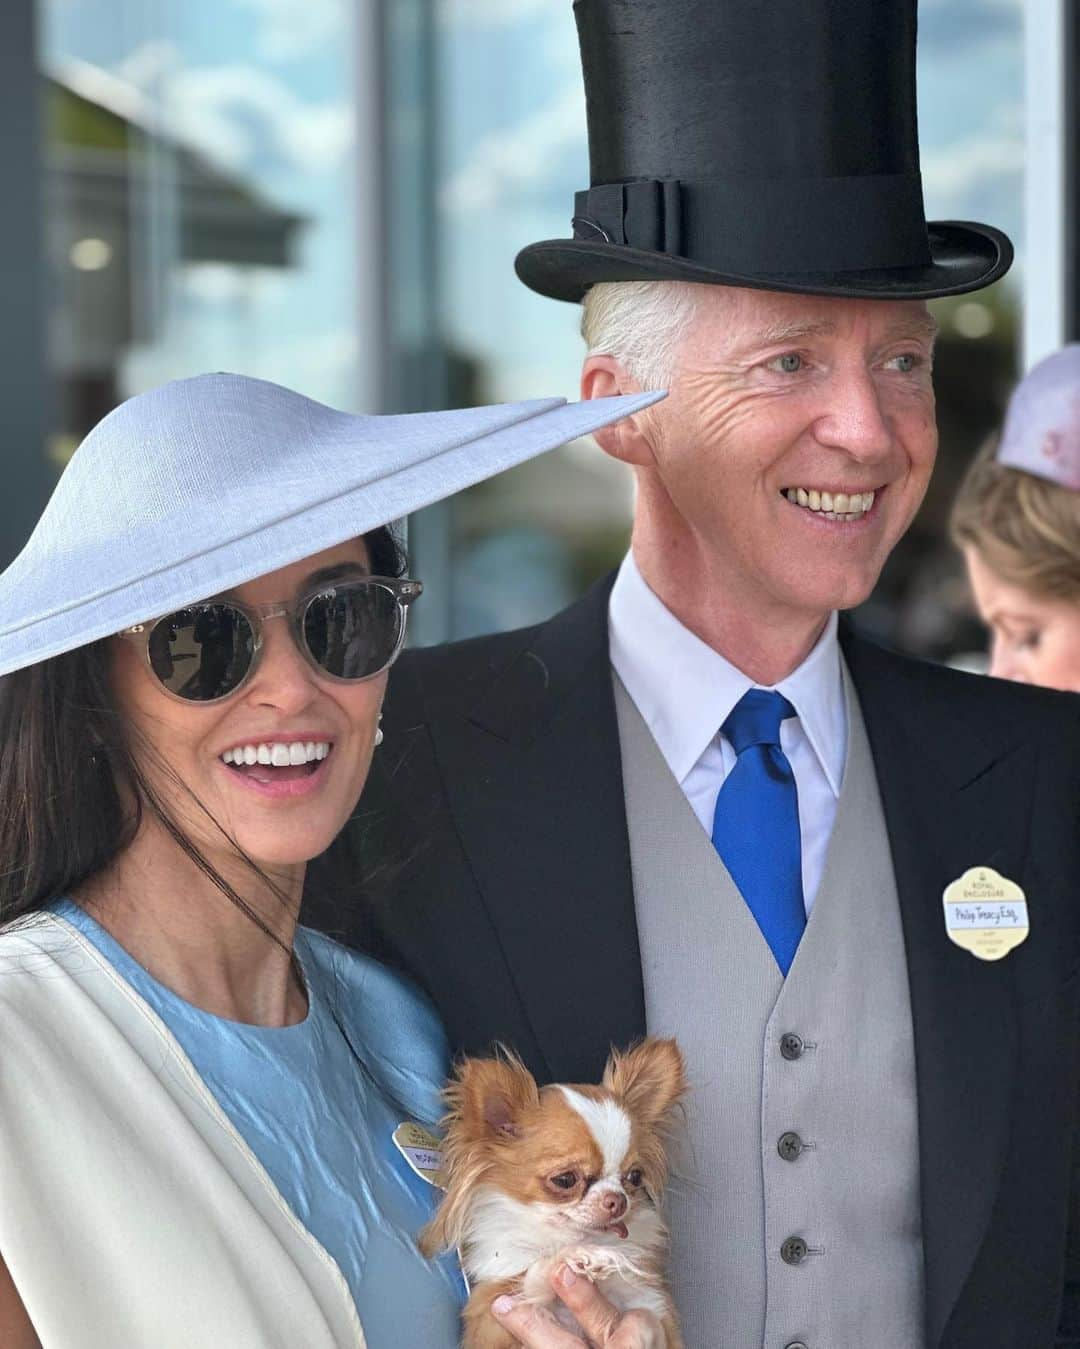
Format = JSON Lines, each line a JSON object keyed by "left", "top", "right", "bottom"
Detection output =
{"left": 42, "top": 0, "right": 1026, "bottom": 412}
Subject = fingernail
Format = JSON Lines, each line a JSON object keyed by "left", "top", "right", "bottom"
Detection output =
{"left": 493, "top": 1295, "right": 514, "bottom": 1316}
{"left": 559, "top": 1266, "right": 577, "bottom": 1289}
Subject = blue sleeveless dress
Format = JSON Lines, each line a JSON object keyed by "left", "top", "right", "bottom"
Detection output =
{"left": 51, "top": 899, "right": 464, "bottom": 1347}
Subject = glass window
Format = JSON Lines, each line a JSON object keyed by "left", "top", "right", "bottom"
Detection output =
{"left": 871, "top": 0, "right": 1024, "bottom": 662}
{"left": 40, "top": 0, "right": 364, "bottom": 467}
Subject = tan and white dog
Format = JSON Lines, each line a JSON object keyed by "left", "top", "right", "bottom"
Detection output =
{"left": 421, "top": 1038, "right": 687, "bottom": 1349}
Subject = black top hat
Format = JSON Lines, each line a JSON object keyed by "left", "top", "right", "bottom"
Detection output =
{"left": 515, "top": 0, "right": 1012, "bottom": 303}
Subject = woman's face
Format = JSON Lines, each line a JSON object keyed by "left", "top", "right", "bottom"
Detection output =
{"left": 110, "top": 540, "right": 388, "bottom": 873}
{"left": 964, "top": 546, "right": 1080, "bottom": 693}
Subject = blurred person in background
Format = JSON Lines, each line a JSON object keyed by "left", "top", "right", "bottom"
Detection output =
{"left": 951, "top": 345, "right": 1080, "bottom": 692}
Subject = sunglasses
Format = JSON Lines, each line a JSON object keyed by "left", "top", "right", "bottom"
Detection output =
{"left": 118, "top": 576, "right": 422, "bottom": 704}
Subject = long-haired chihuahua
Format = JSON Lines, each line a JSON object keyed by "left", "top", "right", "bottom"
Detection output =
{"left": 420, "top": 1037, "right": 687, "bottom": 1349}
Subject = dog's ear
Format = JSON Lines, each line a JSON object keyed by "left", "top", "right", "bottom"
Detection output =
{"left": 447, "top": 1047, "right": 540, "bottom": 1143}
{"left": 420, "top": 1050, "right": 540, "bottom": 1257}
{"left": 602, "top": 1037, "right": 687, "bottom": 1129}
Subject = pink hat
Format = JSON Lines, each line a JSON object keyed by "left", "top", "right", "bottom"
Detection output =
{"left": 996, "top": 345, "right": 1080, "bottom": 491}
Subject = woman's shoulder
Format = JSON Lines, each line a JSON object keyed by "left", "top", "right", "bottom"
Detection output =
{"left": 0, "top": 912, "right": 125, "bottom": 1084}
{"left": 0, "top": 910, "right": 82, "bottom": 983}
{"left": 296, "top": 927, "right": 450, "bottom": 1124}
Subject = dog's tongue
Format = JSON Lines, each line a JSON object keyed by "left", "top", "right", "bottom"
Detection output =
{"left": 607, "top": 1221, "right": 629, "bottom": 1239}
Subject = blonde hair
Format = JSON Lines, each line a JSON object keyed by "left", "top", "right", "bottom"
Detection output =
{"left": 580, "top": 280, "right": 701, "bottom": 388}
{"left": 950, "top": 438, "right": 1080, "bottom": 601}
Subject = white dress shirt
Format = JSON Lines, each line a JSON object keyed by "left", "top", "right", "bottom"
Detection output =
{"left": 608, "top": 553, "right": 847, "bottom": 912}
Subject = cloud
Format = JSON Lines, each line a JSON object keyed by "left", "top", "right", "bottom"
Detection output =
{"left": 921, "top": 121, "right": 1023, "bottom": 229}
{"left": 125, "top": 328, "right": 360, "bottom": 410}
{"left": 918, "top": 0, "right": 1021, "bottom": 53}
{"left": 163, "top": 65, "right": 353, "bottom": 173}
{"left": 108, "top": 45, "right": 353, "bottom": 175}
{"left": 112, "top": 40, "right": 180, "bottom": 96}
{"left": 233, "top": 0, "right": 349, "bottom": 61}
{"left": 440, "top": 0, "right": 552, "bottom": 28}
{"left": 441, "top": 84, "right": 585, "bottom": 213}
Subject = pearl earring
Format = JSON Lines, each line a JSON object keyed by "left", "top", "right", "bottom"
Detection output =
{"left": 374, "top": 712, "right": 384, "bottom": 747}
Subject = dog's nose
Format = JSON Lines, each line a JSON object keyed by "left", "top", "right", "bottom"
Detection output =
{"left": 601, "top": 1190, "right": 627, "bottom": 1219}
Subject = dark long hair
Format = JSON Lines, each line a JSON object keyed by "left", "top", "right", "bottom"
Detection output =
{"left": 0, "top": 526, "right": 407, "bottom": 932}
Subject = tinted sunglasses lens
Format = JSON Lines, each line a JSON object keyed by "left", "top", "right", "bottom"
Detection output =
{"left": 303, "top": 584, "right": 402, "bottom": 680}
{"left": 147, "top": 605, "right": 256, "bottom": 701}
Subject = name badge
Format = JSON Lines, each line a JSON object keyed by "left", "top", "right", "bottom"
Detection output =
{"left": 943, "top": 866, "right": 1029, "bottom": 961}
{"left": 392, "top": 1121, "right": 444, "bottom": 1186}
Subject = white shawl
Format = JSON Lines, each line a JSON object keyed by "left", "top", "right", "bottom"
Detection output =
{"left": 0, "top": 914, "right": 366, "bottom": 1348}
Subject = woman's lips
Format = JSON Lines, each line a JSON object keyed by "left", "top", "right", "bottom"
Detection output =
{"left": 219, "top": 752, "right": 332, "bottom": 799}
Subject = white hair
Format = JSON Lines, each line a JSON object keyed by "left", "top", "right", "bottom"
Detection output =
{"left": 580, "top": 281, "right": 702, "bottom": 389}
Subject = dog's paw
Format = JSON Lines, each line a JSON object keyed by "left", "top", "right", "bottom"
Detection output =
{"left": 559, "top": 1246, "right": 622, "bottom": 1282}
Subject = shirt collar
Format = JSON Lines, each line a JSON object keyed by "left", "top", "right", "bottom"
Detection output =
{"left": 608, "top": 552, "right": 846, "bottom": 796}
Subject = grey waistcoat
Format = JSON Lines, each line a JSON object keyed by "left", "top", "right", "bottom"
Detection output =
{"left": 614, "top": 666, "right": 925, "bottom": 1349}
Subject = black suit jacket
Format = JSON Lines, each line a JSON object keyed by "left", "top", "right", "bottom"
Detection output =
{"left": 306, "top": 576, "right": 1080, "bottom": 1348}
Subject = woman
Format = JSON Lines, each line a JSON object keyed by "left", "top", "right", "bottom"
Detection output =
{"left": 0, "top": 372, "right": 664, "bottom": 1349}
{"left": 951, "top": 345, "right": 1080, "bottom": 692}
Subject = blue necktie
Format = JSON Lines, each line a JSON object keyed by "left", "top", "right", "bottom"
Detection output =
{"left": 711, "top": 689, "right": 806, "bottom": 975}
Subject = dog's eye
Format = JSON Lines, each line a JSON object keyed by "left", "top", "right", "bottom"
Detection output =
{"left": 625, "top": 1168, "right": 644, "bottom": 1188}
{"left": 549, "top": 1171, "right": 579, "bottom": 1191}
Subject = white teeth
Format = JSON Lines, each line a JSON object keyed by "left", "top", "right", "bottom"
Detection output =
{"left": 784, "top": 487, "right": 877, "bottom": 520}
{"left": 221, "top": 740, "right": 332, "bottom": 767}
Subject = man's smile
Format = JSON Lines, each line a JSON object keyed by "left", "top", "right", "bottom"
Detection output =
{"left": 780, "top": 484, "right": 882, "bottom": 523}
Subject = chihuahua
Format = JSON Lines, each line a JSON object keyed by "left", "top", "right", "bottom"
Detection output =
{"left": 420, "top": 1038, "right": 687, "bottom": 1349}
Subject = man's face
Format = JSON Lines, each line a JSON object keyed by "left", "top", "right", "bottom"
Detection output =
{"left": 635, "top": 286, "right": 939, "bottom": 619}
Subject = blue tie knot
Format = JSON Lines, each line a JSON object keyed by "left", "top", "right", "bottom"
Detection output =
{"left": 722, "top": 688, "right": 796, "bottom": 754}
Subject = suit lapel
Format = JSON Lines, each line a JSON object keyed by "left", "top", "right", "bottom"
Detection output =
{"left": 843, "top": 629, "right": 1030, "bottom": 1347}
{"left": 428, "top": 577, "right": 646, "bottom": 1083}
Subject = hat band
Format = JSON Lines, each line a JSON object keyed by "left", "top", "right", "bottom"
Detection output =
{"left": 572, "top": 174, "right": 933, "bottom": 275}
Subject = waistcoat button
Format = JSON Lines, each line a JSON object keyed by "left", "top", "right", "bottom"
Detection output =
{"left": 777, "top": 1131, "right": 804, "bottom": 1161}
{"left": 780, "top": 1236, "right": 808, "bottom": 1265}
{"left": 784, "top": 1342, "right": 810, "bottom": 1349}
{"left": 780, "top": 1033, "right": 804, "bottom": 1060}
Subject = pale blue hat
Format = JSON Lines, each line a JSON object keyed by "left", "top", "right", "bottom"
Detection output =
{"left": 0, "top": 373, "right": 663, "bottom": 677}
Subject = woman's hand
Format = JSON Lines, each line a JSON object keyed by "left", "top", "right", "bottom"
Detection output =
{"left": 491, "top": 1265, "right": 667, "bottom": 1348}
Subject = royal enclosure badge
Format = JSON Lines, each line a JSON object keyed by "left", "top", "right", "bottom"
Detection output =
{"left": 392, "top": 1121, "right": 443, "bottom": 1186}
{"left": 942, "top": 866, "right": 1029, "bottom": 961}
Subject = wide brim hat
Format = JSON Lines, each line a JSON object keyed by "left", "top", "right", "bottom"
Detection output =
{"left": 516, "top": 0, "right": 1013, "bottom": 303}
{"left": 996, "top": 345, "right": 1080, "bottom": 491}
{"left": 0, "top": 373, "right": 664, "bottom": 677}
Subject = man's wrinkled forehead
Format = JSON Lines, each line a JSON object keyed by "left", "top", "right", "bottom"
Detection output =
{"left": 689, "top": 284, "right": 939, "bottom": 354}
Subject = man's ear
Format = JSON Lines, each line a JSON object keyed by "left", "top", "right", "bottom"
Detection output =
{"left": 581, "top": 355, "right": 660, "bottom": 468}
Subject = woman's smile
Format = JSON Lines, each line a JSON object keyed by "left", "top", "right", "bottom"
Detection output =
{"left": 217, "top": 735, "right": 336, "bottom": 799}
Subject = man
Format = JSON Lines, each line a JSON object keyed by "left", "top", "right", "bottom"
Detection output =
{"left": 308, "top": 3, "right": 1080, "bottom": 1345}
